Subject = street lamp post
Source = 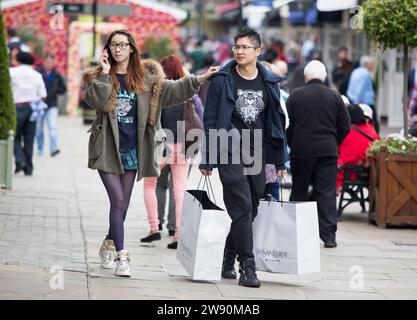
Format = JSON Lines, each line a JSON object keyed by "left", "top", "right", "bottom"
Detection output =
{"left": 92, "top": 0, "right": 97, "bottom": 58}
{"left": 196, "top": 0, "right": 204, "bottom": 37}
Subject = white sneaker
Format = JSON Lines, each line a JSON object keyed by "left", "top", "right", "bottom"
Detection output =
{"left": 115, "top": 250, "right": 131, "bottom": 277}
{"left": 98, "top": 239, "right": 116, "bottom": 269}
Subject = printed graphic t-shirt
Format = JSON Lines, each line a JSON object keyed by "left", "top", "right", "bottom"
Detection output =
{"left": 231, "top": 67, "right": 268, "bottom": 155}
{"left": 116, "top": 73, "right": 138, "bottom": 170}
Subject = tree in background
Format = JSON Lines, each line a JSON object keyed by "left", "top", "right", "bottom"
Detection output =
{"left": 143, "top": 37, "right": 174, "bottom": 60}
{"left": 0, "top": 11, "right": 16, "bottom": 140}
{"left": 361, "top": 0, "right": 417, "bottom": 138}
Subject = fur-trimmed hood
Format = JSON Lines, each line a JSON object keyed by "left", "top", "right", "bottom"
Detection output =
{"left": 82, "top": 58, "right": 166, "bottom": 89}
{"left": 82, "top": 59, "right": 166, "bottom": 126}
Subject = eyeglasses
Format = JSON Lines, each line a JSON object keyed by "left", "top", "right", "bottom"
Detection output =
{"left": 232, "top": 45, "right": 259, "bottom": 52}
{"left": 109, "top": 42, "right": 130, "bottom": 50}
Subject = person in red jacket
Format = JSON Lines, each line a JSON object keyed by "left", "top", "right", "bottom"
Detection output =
{"left": 337, "top": 103, "right": 379, "bottom": 192}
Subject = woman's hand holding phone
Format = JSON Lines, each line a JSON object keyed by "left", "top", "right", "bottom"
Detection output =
{"left": 100, "top": 49, "right": 111, "bottom": 74}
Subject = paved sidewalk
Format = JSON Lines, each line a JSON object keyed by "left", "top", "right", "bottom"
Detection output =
{"left": 1, "top": 116, "right": 417, "bottom": 300}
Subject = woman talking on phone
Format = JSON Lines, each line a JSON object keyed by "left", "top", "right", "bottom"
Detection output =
{"left": 82, "top": 29, "right": 218, "bottom": 277}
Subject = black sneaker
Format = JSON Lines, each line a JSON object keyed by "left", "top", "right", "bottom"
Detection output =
{"left": 324, "top": 240, "right": 337, "bottom": 248}
{"left": 140, "top": 232, "right": 161, "bottom": 243}
{"left": 222, "top": 249, "right": 237, "bottom": 279}
{"left": 167, "top": 241, "right": 177, "bottom": 249}
{"left": 15, "top": 163, "right": 24, "bottom": 174}
{"left": 238, "top": 258, "right": 261, "bottom": 288}
{"left": 51, "top": 149, "right": 60, "bottom": 157}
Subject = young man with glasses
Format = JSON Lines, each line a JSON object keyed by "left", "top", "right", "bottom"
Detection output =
{"left": 200, "top": 28, "right": 288, "bottom": 288}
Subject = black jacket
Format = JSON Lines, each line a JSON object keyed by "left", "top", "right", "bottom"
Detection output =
{"left": 38, "top": 67, "right": 67, "bottom": 108}
{"left": 199, "top": 60, "right": 289, "bottom": 170}
{"left": 286, "top": 79, "right": 350, "bottom": 159}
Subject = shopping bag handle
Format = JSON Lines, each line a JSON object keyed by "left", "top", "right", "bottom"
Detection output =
{"left": 196, "top": 174, "right": 217, "bottom": 205}
{"left": 266, "top": 176, "right": 287, "bottom": 207}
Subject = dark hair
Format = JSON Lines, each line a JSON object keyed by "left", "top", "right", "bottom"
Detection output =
{"left": 160, "top": 55, "right": 185, "bottom": 80}
{"left": 16, "top": 52, "right": 34, "bottom": 65}
{"left": 234, "top": 27, "right": 261, "bottom": 48}
{"left": 103, "top": 29, "right": 145, "bottom": 95}
{"left": 338, "top": 46, "right": 348, "bottom": 53}
{"left": 203, "top": 53, "right": 215, "bottom": 67}
{"left": 347, "top": 104, "right": 366, "bottom": 125}
{"left": 7, "top": 28, "right": 17, "bottom": 37}
{"left": 263, "top": 48, "right": 278, "bottom": 63}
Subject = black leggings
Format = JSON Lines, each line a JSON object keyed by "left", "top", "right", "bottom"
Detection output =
{"left": 98, "top": 170, "right": 137, "bottom": 251}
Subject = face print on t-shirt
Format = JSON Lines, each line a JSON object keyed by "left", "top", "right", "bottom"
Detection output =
{"left": 116, "top": 90, "right": 136, "bottom": 123}
{"left": 235, "top": 89, "right": 265, "bottom": 124}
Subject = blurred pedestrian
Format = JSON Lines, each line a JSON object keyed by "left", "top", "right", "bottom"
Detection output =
{"left": 190, "top": 40, "right": 206, "bottom": 73}
{"left": 141, "top": 54, "right": 204, "bottom": 249}
{"left": 261, "top": 61, "right": 290, "bottom": 201}
{"left": 155, "top": 166, "right": 176, "bottom": 236}
{"left": 82, "top": 30, "right": 218, "bottom": 277}
{"left": 300, "top": 34, "right": 317, "bottom": 64}
{"left": 7, "top": 28, "right": 31, "bottom": 53}
{"left": 10, "top": 52, "right": 47, "bottom": 176}
{"left": 337, "top": 103, "right": 379, "bottom": 193}
{"left": 274, "top": 59, "right": 289, "bottom": 92}
{"left": 347, "top": 56, "right": 379, "bottom": 133}
{"left": 331, "top": 46, "right": 353, "bottom": 95}
{"left": 408, "top": 55, "right": 417, "bottom": 116}
{"left": 36, "top": 53, "right": 67, "bottom": 157}
{"left": 409, "top": 109, "right": 417, "bottom": 138}
{"left": 195, "top": 53, "right": 216, "bottom": 106}
{"left": 284, "top": 40, "right": 300, "bottom": 76}
{"left": 8, "top": 43, "right": 22, "bottom": 67}
{"left": 408, "top": 55, "right": 417, "bottom": 101}
{"left": 286, "top": 61, "right": 350, "bottom": 248}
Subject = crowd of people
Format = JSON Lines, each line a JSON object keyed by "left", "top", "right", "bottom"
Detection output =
{"left": 5, "top": 26, "right": 417, "bottom": 289}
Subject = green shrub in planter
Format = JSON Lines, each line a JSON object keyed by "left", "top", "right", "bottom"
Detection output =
{"left": 0, "top": 11, "right": 15, "bottom": 189}
{"left": 0, "top": 11, "right": 16, "bottom": 140}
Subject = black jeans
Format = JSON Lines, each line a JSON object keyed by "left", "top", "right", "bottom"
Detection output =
{"left": 156, "top": 165, "right": 176, "bottom": 231}
{"left": 14, "top": 104, "right": 36, "bottom": 175}
{"left": 290, "top": 156, "right": 338, "bottom": 243}
{"left": 218, "top": 159, "right": 266, "bottom": 262}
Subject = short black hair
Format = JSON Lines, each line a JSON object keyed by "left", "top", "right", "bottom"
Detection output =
{"left": 234, "top": 27, "right": 261, "bottom": 48}
{"left": 347, "top": 104, "right": 366, "bottom": 125}
{"left": 16, "top": 52, "right": 34, "bottom": 65}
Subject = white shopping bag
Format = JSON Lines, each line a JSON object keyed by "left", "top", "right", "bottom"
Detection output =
{"left": 253, "top": 200, "right": 320, "bottom": 274}
{"left": 177, "top": 187, "right": 231, "bottom": 281}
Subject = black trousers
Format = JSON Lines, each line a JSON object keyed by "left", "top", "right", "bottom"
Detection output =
{"left": 218, "top": 159, "right": 265, "bottom": 262}
{"left": 14, "top": 104, "right": 36, "bottom": 175}
{"left": 290, "top": 156, "right": 338, "bottom": 243}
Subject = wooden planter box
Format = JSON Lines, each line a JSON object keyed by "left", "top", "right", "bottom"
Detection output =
{"left": 369, "top": 149, "right": 417, "bottom": 228}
